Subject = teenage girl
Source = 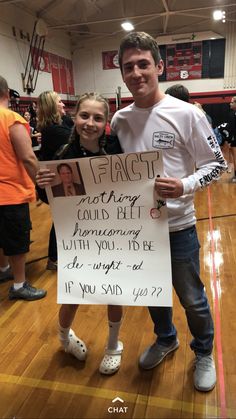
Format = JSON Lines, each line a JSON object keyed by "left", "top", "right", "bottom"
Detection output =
{"left": 36, "top": 93, "right": 123, "bottom": 375}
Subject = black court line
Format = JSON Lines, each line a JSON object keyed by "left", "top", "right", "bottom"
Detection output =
{"left": 26, "top": 256, "right": 48, "bottom": 265}
{"left": 197, "top": 213, "right": 236, "bottom": 222}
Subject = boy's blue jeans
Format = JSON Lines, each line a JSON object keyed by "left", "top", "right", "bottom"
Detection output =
{"left": 148, "top": 225, "right": 214, "bottom": 355}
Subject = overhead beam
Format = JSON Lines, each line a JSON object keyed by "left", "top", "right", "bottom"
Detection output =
{"left": 37, "top": 0, "right": 61, "bottom": 18}
{"left": 161, "top": 0, "right": 170, "bottom": 32}
{"left": 49, "top": 3, "right": 236, "bottom": 30}
{"left": 50, "top": 12, "right": 170, "bottom": 29}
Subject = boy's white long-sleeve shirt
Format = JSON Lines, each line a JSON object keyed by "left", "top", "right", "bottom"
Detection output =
{"left": 111, "top": 94, "right": 227, "bottom": 232}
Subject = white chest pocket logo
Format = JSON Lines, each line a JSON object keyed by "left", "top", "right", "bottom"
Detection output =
{"left": 153, "top": 132, "right": 175, "bottom": 149}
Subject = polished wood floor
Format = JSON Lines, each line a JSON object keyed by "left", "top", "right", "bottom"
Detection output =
{"left": 0, "top": 169, "right": 236, "bottom": 419}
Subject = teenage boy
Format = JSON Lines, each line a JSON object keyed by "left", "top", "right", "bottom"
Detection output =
{"left": 111, "top": 32, "right": 227, "bottom": 391}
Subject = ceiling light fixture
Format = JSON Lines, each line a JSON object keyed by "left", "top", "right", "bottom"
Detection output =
{"left": 213, "top": 10, "right": 226, "bottom": 22}
{"left": 121, "top": 21, "right": 134, "bottom": 31}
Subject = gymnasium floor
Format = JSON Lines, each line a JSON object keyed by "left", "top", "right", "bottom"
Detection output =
{"left": 0, "top": 169, "right": 235, "bottom": 419}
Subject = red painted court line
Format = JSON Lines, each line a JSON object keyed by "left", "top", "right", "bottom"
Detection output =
{"left": 207, "top": 186, "right": 227, "bottom": 419}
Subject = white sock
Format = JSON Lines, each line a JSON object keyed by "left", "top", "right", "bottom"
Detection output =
{"left": 58, "top": 324, "right": 71, "bottom": 348}
{"left": 0, "top": 264, "right": 10, "bottom": 272}
{"left": 13, "top": 282, "right": 25, "bottom": 290}
{"left": 107, "top": 320, "right": 122, "bottom": 350}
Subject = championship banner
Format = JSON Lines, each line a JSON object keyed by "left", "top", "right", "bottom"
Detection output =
{"left": 31, "top": 47, "right": 51, "bottom": 72}
{"left": 102, "top": 50, "right": 119, "bottom": 69}
{"left": 31, "top": 48, "right": 75, "bottom": 95}
{"left": 43, "top": 151, "right": 172, "bottom": 307}
{"left": 166, "top": 42, "right": 202, "bottom": 81}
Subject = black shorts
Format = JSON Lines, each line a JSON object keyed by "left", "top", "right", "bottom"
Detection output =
{"left": 0, "top": 203, "right": 32, "bottom": 256}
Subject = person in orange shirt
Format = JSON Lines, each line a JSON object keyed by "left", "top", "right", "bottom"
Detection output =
{"left": 0, "top": 75, "right": 46, "bottom": 301}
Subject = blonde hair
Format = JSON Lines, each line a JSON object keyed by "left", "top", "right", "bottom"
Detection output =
{"left": 0, "top": 75, "right": 8, "bottom": 99}
{"left": 37, "top": 91, "right": 62, "bottom": 130}
{"left": 75, "top": 92, "right": 109, "bottom": 122}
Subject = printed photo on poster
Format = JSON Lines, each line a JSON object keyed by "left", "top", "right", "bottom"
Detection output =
{"left": 51, "top": 162, "right": 86, "bottom": 198}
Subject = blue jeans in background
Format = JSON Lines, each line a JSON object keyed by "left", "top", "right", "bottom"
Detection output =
{"left": 148, "top": 225, "right": 214, "bottom": 355}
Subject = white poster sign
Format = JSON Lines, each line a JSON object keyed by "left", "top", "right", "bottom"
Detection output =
{"left": 43, "top": 151, "right": 172, "bottom": 306}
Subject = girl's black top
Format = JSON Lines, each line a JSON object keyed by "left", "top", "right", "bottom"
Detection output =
{"left": 62, "top": 133, "right": 122, "bottom": 159}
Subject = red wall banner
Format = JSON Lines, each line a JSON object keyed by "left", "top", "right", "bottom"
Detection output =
{"left": 65, "top": 59, "right": 75, "bottom": 96}
{"left": 102, "top": 50, "right": 119, "bottom": 70}
{"left": 31, "top": 48, "right": 75, "bottom": 95}
{"left": 31, "top": 47, "right": 51, "bottom": 72}
{"left": 49, "top": 53, "right": 60, "bottom": 93}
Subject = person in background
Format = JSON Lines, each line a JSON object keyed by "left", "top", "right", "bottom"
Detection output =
{"left": 165, "top": 84, "right": 190, "bottom": 102}
{"left": 111, "top": 31, "right": 227, "bottom": 392}
{"left": 23, "top": 110, "right": 33, "bottom": 133}
{"left": 28, "top": 101, "right": 37, "bottom": 129}
{"left": 62, "top": 111, "right": 74, "bottom": 129}
{"left": 37, "top": 91, "right": 72, "bottom": 161}
{"left": 23, "top": 110, "right": 41, "bottom": 151}
{"left": 217, "top": 121, "right": 234, "bottom": 174}
{"left": 193, "top": 102, "right": 229, "bottom": 159}
{"left": 193, "top": 101, "right": 213, "bottom": 126}
{"left": 36, "top": 93, "right": 124, "bottom": 375}
{"left": 227, "top": 96, "right": 236, "bottom": 181}
{"left": 37, "top": 91, "right": 73, "bottom": 270}
{"left": 0, "top": 75, "right": 46, "bottom": 300}
{"left": 166, "top": 87, "right": 220, "bottom": 145}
